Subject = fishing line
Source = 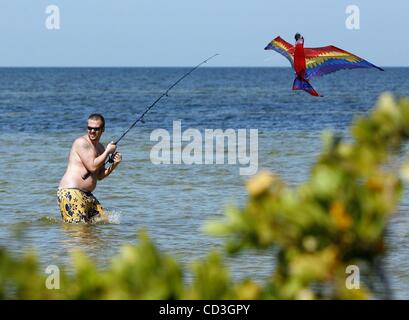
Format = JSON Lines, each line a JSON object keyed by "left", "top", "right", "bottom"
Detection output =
{"left": 82, "top": 53, "right": 219, "bottom": 180}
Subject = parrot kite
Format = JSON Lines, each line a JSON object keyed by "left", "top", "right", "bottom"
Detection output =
{"left": 264, "top": 34, "right": 384, "bottom": 97}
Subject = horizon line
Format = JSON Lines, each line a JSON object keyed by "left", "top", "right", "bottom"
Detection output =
{"left": 0, "top": 65, "right": 406, "bottom": 68}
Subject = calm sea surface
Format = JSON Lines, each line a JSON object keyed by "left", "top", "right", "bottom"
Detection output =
{"left": 0, "top": 67, "right": 408, "bottom": 298}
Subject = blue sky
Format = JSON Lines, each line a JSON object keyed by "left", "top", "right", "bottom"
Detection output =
{"left": 0, "top": 0, "right": 408, "bottom": 66}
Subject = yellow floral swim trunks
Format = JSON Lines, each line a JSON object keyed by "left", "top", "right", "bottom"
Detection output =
{"left": 57, "top": 188, "right": 106, "bottom": 223}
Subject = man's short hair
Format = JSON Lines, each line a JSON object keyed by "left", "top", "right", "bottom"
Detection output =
{"left": 88, "top": 113, "right": 105, "bottom": 129}
{"left": 295, "top": 33, "right": 302, "bottom": 41}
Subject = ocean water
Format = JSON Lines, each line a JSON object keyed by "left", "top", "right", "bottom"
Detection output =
{"left": 0, "top": 67, "right": 409, "bottom": 298}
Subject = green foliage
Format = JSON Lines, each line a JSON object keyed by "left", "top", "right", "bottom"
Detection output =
{"left": 206, "top": 93, "right": 409, "bottom": 299}
{"left": 1, "top": 93, "right": 408, "bottom": 299}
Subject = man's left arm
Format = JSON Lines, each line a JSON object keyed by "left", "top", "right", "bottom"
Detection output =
{"left": 97, "top": 153, "right": 122, "bottom": 180}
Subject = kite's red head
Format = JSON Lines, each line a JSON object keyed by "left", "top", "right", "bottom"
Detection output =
{"left": 295, "top": 33, "right": 303, "bottom": 41}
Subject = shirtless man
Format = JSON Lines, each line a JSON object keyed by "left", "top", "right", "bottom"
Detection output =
{"left": 57, "top": 114, "right": 122, "bottom": 223}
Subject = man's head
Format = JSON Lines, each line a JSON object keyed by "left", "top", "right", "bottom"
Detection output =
{"left": 295, "top": 33, "right": 303, "bottom": 41}
{"left": 87, "top": 113, "right": 105, "bottom": 142}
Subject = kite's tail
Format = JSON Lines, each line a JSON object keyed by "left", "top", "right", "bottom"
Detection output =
{"left": 293, "top": 77, "right": 321, "bottom": 97}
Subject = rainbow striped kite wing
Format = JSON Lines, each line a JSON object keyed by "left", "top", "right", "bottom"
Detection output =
{"left": 304, "top": 46, "right": 384, "bottom": 79}
{"left": 264, "top": 36, "right": 295, "bottom": 67}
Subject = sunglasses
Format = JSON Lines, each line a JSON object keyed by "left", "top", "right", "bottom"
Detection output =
{"left": 87, "top": 126, "right": 102, "bottom": 132}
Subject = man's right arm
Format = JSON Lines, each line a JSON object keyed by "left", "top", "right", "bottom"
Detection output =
{"left": 75, "top": 138, "right": 114, "bottom": 174}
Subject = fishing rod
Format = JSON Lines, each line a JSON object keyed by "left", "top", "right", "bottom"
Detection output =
{"left": 82, "top": 53, "right": 219, "bottom": 180}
